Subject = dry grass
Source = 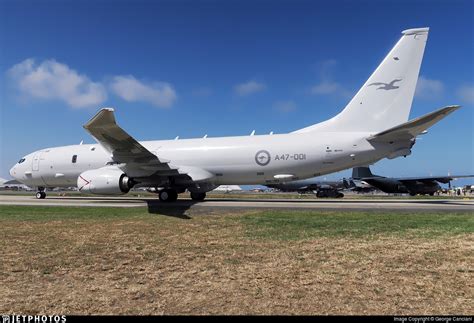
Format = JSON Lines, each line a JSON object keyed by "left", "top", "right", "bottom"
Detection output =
{"left": 0, "top": 206, "right": 472, "bottom": 315}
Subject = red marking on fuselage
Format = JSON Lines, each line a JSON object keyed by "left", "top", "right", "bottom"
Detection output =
{"left": 78, "top": 175, "right": 90, "bottom": 191}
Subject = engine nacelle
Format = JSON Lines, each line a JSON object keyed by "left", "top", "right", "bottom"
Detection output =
{"left": 77, "top": 167, "right": 134, "bottom": 195}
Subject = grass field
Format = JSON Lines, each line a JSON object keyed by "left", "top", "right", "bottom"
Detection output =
{"left": 1, "top": 206, "right": 473, "bottom": 315}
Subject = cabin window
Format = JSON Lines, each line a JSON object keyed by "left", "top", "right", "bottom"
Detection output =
{"left": 72, "top": 155, "right": 77, "bottom": 163}
{"left": 18, "top": 158, "right": 26, "bottom": 164}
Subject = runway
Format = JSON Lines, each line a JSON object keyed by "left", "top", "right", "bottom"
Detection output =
{"left": 0, "top": 194, "right": 472, "bottom": 212}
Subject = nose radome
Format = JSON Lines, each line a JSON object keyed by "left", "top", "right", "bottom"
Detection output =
{"left": 9, "top": 166, "right": 16, "bottom": 178}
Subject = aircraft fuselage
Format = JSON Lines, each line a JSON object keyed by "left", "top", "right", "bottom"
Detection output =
{"left": 364, "top": 178, "right": 441, "bottom": 195}
{"left": 9, "top": 131, "right": 408, "bottom": 189}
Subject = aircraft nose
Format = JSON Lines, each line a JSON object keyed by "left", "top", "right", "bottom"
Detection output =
{"left": 9, "top": 165, "right": 16, "bottom": 178}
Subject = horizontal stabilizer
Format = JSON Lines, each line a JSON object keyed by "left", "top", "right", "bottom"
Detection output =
{"left": 367, "top": 105, "right": 460, "bottom": 143}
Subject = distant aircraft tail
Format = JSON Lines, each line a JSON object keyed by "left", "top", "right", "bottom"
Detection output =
{"left": 342, "top": 178, "right": 355, "bottom": 189}
{"left": 352, "top": 166, "right": 376, "bottom": 179}
{"left": 295, "top": 28, "right": 429, "bottom": 133}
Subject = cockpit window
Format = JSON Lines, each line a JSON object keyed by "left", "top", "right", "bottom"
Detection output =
{"left": 72, "top": 155, "right": 77, "bottom": 163}
{"left": 18, "top": 158, "right": 26, "bottom": 164}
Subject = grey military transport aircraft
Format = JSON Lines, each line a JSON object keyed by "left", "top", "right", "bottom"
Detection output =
{"left": 266, "top": 178, "right": 346, "bottom": 198}
{"left": 348, "top": 167, "right": 473, "bottom": 196}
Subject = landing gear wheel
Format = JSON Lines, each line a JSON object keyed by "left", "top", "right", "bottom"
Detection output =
{"left": 168, "top": 190, "right": 178, "bottom": 202}
{"left": 190, "top": 192, "right": 206, "bottom": 201}
{"left": 36, "top": 192, "right": 46, "bottom": 199}
{"left": 159, "top": 189, "right": 178, "bottom": 202}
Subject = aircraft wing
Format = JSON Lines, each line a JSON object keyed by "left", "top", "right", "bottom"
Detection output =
{"left": 367, "top": 105, "right": 460, "bottom": 143}
{"left": 397, "top": 175, "right": 474, "bottom": 184}
{"left": 83, "top": 108, "right": 178, "bottom": 178}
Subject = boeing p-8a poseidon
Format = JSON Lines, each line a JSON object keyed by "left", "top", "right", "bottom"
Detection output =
{"left": 10, "top": 28, "right": 460, "bottom": 201}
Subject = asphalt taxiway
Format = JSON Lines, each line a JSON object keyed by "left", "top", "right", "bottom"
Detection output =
{"left": 0, "top": 195, "right": 472, "bottom": 213}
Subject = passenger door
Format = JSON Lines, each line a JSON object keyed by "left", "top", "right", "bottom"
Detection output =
{"left": 32, "top": 152, "right": 43, "bottom": 171}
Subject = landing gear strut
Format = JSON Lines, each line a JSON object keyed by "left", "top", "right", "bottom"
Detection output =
{"left": 158, "top": 189, "right": 178, "bottom": 202}
{"left": 190, "top": 192, "right": 206, "bottom": 201}
{"left": 36, "top": 188, "right": 46, "bottom": 199}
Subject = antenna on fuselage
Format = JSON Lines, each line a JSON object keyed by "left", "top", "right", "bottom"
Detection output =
{"left": 250, "top": 130, "right": 255, "bottom": 136}
{"left": 79, "top": 140, "right": 83, "bottom": 145}
{"left": 174, "top": 136, "right": 179, "bottom": 140}
{"left": 203, "top": 134, "right": 208, "bottom": 138}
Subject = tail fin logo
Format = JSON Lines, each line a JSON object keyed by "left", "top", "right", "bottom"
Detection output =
{"left": 368, "top": 79, "right": 402, "bottom": 90}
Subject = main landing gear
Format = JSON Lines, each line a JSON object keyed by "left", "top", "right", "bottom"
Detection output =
{"left": 36, "top": 188, "right": 46, "bottom": 199}
{"left": 158, "top": 189, "right": 178, "bottom": 202}
{"left": 157, "top": 189, "right": 207, "bottom": 202}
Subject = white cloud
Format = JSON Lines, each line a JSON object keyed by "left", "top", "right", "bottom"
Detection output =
{"left": 309, "top": 59, "right": 352, "bottom": 98}
{"left": 273, "top": 100, "right": 297, "bottom": 113}
{"left": 310, "top": 81, "right": 341, "bottom": 95}
{"left": 317, "top": 59, "right": 338, "bottom": 79}
{"left": 415, "top": 76, "right": 444, "bottom": 99}
{"left": 8, "top": 58, "right": 107, "bottom": 108}
{"left": 234, "top": 80, "right": 266, "bottom": 96}
{"left": 110, "top": 75, "right": 177, "bottom": 108}
{"left": 457, "top": 84, "right": 474, "bottom": 104}
{"left": 310, "top": 81, "right": 353, "bottom": 98}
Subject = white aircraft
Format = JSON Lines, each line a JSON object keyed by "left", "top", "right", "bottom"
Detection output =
{"left": 213, "top": 185, "right": 243, "bottom": 193}
{"left": 10, "top": 27, "right": 460, "bottom": 201}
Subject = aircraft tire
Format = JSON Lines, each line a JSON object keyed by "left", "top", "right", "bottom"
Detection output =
{"left": 168, "top": 189, "right": 178, "bottom": 202}
{"left": 159, "top": 189, "right": 178, "bottom": 202}
{"left": 36, "top": 192, "right": 46, "bottom": 199}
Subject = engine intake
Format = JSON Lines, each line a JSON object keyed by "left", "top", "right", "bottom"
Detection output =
{"left": 77, "top": 167, "right": 134, "bottom": 195}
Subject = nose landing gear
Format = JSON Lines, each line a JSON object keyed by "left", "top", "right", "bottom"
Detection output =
{"left": 36, "top": 191, "right": 46, "bottom": 199}
{"left": 36, "top": 188, "right": 46, "bottom": 199}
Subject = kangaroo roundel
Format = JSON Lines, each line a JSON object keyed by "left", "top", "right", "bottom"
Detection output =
{"left": 255, "top": 150, "right": 271, "bottom": 166}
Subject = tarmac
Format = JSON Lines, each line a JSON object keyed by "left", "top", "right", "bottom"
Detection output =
{"left": 0, "top": 194, "right": 472, "bottom": 214}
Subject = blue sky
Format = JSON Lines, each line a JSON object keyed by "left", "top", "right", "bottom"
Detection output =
{"left": 1, "top": 0, "right": 473, "bottom": 186}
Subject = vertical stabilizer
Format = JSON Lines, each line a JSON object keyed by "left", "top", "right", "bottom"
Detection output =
{"left": 352, "top": 166, "right": 375, "bottom": 179}
{"left": 296, "top": 28, "right": 429, "bottom": 133}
